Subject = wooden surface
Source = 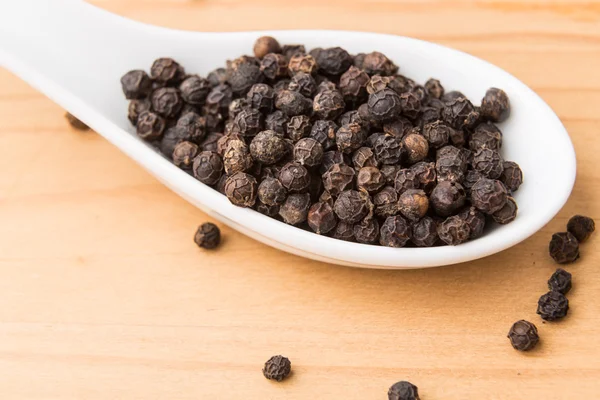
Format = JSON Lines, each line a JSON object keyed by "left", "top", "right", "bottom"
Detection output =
{"left": 1, "top": 1, "right": 599, "bottom": 398}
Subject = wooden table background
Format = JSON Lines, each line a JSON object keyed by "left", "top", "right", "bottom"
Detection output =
{"left": 1, "top": 1, "right": 599, "bottom": 398}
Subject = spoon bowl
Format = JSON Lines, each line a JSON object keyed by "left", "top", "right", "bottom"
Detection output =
{"left": 0, "top": 0, "right": 576, "bottom": 268}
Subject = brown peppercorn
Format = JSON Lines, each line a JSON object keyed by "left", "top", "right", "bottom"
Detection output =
{"left": 367, "top": 89, "right": 402, "bottom": 121}
{"left": 310, "top": 120, "right": 337, "bottom": 151}
{"left": 286, "top": 115, "right": 312, "bottom": 142}
{"left": 458, "top": 206, "right": 486, "bottom": 239}
{"left": 322, "top": 163, "right": 355, "bottom": 196}
{"left": 278, "top": 162, "right": 311, "bottom": 192}
{"left": 65, "top": 112, "right": 90, "bottom": 131}
{"left": 253, "top": 36, "right": 281, "bottom": 59}
{"left": 500, "top": 161, "right": 523, "bottom": 192}
{"left": 150, "top": 58, "right": 185, "bottom": 85}
{"left": 127, "top": 100, "right": 151, "bottom": 126}
{"left": 193, "top": 151, "right": 224, "bottom": 185}
{"left": 442, "top": 96, "right": 479, "bottom": 130}
{"left": 470, "top": 178, "right": 508, "bottom": 214}
{"left": 492, "top": 196, "right": 518, "bottom": 224}
{"left": 308, "top": 201, "right": 338, "bottom": 234}
{"left": 231, "top": 108, "right": 264, "bottom": 137}
{"left": 361, "top": 51, "right": 398, "bottom": 76}
{"left": 567, "top": 215, "right": 595, "bottom": 243}
{"left": 437, "top": 215, "right": 471, "bottom": 245}
{"left": 151, "top": 87, "right": 183, "bottom": 119}
{"left": 424, "top": 78, "right": 444, "bottom": 99}
{"left": 334, "top": 190, "right": 372, "bottom": 224}
{"left": 317, "top": 79, "right": 338, "bottom": 94}
{"left": 388, "top": 380, "right": 420, "bottom": 400}
{"left": 260, "top": 53, "right": 288, "bottom": 80}
{"left": 394, "top": 168, "right": 419, "bottom": 194}
{"left": 172, "top": 141, "right": 199, "bottom": 170}
{"left": 352, "top": 147, "right": 379, "bottom": 171}
{"left": 248, "top": 130, "right": 286, "bottom": 165}
{"left": 422, "top": 120, "right": 452, "bottom": 149}
{"left": 481, "top": 87, "right": 510, "bottom": 122}
{"left": 402, "top": 133, "right": 429, "bottom": 164}
{"left": 339, "top": 66, "right": 370, "bottom": 103}
{"left": 336, "top": 123, "right": 367, "bottom": 154}
{"left": 366, "top": 75, "right": 394, "bottom": 95}
{"left": 179, "top": 75, "right": 211, "bottom": 106}
{"left": 137, "top": 111, "right": 166, "bottom": 141}
{"left": 288, "top": 54, "right": 318, "bottom": 75}
{"left": 549, "top": 232, "right": 580, "bottom": 264}
{"left": 430, "top": 181, "right": 466, "bottom": 217}
{"left": 398, "top": 189, "right": 429, "bottom": 222}
{"left": 223, "top": 139, "right": 253, "bottom": 174}
{"left": 194, "top": 222, "right": 221, "bottom": 249}
{"left": 258, "top": 177, "right": 287, "bottom": 206}
{"left": 507, "top": 320, "right": 539, "bottom": 352}
{"left": 373, "top": 134, "right": 403, "bottom": 165}
{"left": 537, "top": 290, "right": 569, "bottom": 321}
{"left": 357, "top": 167, "right": 386, "bottom": 193}
{"left": 279, "top": 193, "right": 311, "bottom": 225}
{"left": 247, "top": 83, "right": 275, "bottom": 114}
{"left": 469, "top": 121, "right": 502, "bottom": 151}
{"left": 120, "top": 70, "right": 152, "bottom": 99}
{"left": 224, "top": 172, "right": 258, "bottom": 207}
{"left": 436, "top": 145, "right": 468, "bottom": 184}
{"left": 353, "top": 218, "right": 380, "bottom": 244}
{"left": 399, "top": 91, "right": 422, "bottom": 120}
{"left": 373, "top": 186, "right": 399, "bottom": 218}
{"left": 411, "top": 216, "right": 439, "bottom": 247}
{"left": 216, "top": 133, "right": 243, "bottom": 157}
{"left": 410, "top": 161, "right": 437, "bottom": 193}
{"left": 288, "top": 72, "right": 317, "bottom": 97}
{"left": 205, "top": 83, "right": 233, "bottom": 115}
{"left": 294, "top": 138, "right": 323, "bottom": 167}
{"left": 548, "top": 268, "right": 572, "bottom": 294}
{"left": 282, "top": 44, "right": 306, "bottom": 59}
{"left": 473, "top": 148, "right": 504, "bottom": 179}
{"left": 275, "top": 90, "right": 312, "bottom": 116}
{"left": 262, "top": 355, "right": 291, "bottom": 381}
{"left": 313, "top": 90, "right": 345, "bottom": 120}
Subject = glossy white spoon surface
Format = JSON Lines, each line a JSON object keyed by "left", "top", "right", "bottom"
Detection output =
{"left": 0, "top": 0, "right": 576, "bottom": 268}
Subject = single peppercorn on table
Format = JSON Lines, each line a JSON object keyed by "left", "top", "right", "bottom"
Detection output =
{"left": 0, "top": 1, "right": 599, "bottom": 399}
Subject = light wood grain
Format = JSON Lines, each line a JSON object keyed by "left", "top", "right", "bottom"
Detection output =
{"left": 1, "top": 1, "right": 599, "bottom": 398}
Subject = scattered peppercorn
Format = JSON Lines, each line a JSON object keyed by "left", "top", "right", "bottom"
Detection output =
{"left": 537, "top": 290, "right": 569, "bottom": 321}
{"left": 121, "top": 40, "right": 521, "bottom": 247}
{"left": 507, "top": 320, "right": 539, "bottom": 351}
{"left": 549, "top": 232, "right": 579, "bottom": 264}
{"left": 548, "top": 268, "right": 572, "bottom": 294}
{"left": 194, "top": 222, "right": 221, "bottom": 249}
{"left": 388, "top": 380, "right": 420, "bottom": 400}
{"left": 65, "top": 112, "right": 90, "bottom": 131}
{"left": 262, "top": 355, "right": 291, "bottom": 382}
{"left": 566, "top": 215, "right": 595, "bottom": 243}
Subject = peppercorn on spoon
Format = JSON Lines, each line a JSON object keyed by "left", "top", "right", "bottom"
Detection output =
{"left": 0, "top": 0, "right": 576, "bottom": 268}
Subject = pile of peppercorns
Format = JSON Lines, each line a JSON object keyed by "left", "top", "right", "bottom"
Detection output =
{"left": 120, "top": 36, "right": 522, "bottom": 248}
{"left": 507, "top": 215, "right": 595, "bottom": 352}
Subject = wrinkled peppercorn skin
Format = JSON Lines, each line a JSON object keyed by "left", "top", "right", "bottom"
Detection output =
{"left": 262, "top": 355, "right": 291, "bottom": 382}
{"left": 548, "top": 268, "right": 572, "bottom": 294}
{"left": 537, "top": 290, "right": 569, "bottom": 321}
{"left": 507, "top": 320, "right": 539, "bottom": 351}
{"left": 566, "top": 215, "right": 595, "bottom": 243}
{"left": 388, "top": 380, "right": 420, "bottom": 400}
{"left": 194, "top": 222, "right": 221, "bottom": 249}
{"left": 549, "top": 232, "right": 579, "bottom": 264}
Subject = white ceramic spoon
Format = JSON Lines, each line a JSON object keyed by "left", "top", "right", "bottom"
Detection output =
{"left": 0, "top": 0, "right": 576, "bottom": 269}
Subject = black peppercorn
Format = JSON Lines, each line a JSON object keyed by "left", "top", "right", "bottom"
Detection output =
{"left": 320, "top": 150, "right": 348, "bottom": 174}
{"left": 254, "top": 36, "right": 281, "bottom": 59}
{"left": 469, "top": 121, "right": 502, "bottom": 151}
{"left": 260, "top": 53, "right": 289, "bottom": 80}
{"left": 175, "top": 111, "right": 206, "bottom": 144}
{"left": 206, "top": 67, "right": 227, "bottom": 87}
{"left": 247, "top": 83, "right": 275, "bottom": 114}
{"left": 137, "top": 111, "right": 165, "bottom": 141}
{"left": 507, "top": 320, "right": 539, "bottom": 351}
{"left": 288, "top": 72, "right": 317, "bottom": 98}
{"left": 549, "top": 232, "right": 580, "bottom": 264}
{"left": 65, "top": 112, "right": 90, "bottom": 131}
{"left": 379, "top": 215, "right": 411, "bottom": 247}
{"left": 411, "top": 216, "right": 439, "bottom": 247}
{"left": 257, "top": 177, "right": 287, "bottom": 206}
{"left": 275, "top": 90, "right": 312, "bottom": 116}
{"left": 352, "top": 147, "right": 379, "bottom": 171}
{"left": 367, "top": 89, "right": 402, "bottom": 121}
{"left": 410, "top": 161, "right": 437, "bottom": 193}
{"left": 381, "top": 165, "right": 401, "bottom": 185}
{"left": 394, "top": 168, "right": 419, "bottom": 194}
{"left": 352, "top": 217, "right": 379, "bottom": 244}
{"left": 398, "top": 189, "right": 429, "bottom": 222}
{"left": 313, "top": 46, "right": 353, "bottom": 77}
{"left": 436, "top": 145, "right": 468, "bottom": 184}
{"left": 120, "top": 70, "right": 152, "bottom": 99}
{"left": 399, "top": 91, "right": 421, "bottom": 120}
{"left": 256, "top": 201, "right": 280, "bottom": 218}
{"left": 231, "top": 108, "right": 264, "bottom": 137}
{"left": 339, "top": 66, "right": 370, "bottom": 103}
{"left": 480, "top": 87, "right": 510, "bottom": 122}
{"left": 430, "top": 181, "right": 466, "bottom": 217}
{"left": 282, "top": 44, "right": 306, "bottom": 59}
{"left": 322, "top": 163, "right": 355, "bottom": 196}
{"left": 334, "top": 190, "right": 372, "bottom": 224}
{"left": 422, "top": 120, "right": 451, "bottom": 149}
{"left": 492, "top": 196, "right": 518, "bottom": 224}
{"left": 357, "top": 167, "right": 386, "bottom": 193}
{"left": 278, "top": 162, "right": 311, "bottom": 193}
{"left": 374, "top": 186, "right": 399, "bottom": 218}
{"left": 458, "top": 206, "right": 486, "bottom": 239}
{"left": 151, "top": 87, "right": 183, "bottom": 119}
{"left": 310, "top": 120, "right": 338, "bottom": 151}
{"left": 172, "top": 141, "right": 199, "bottom": 170}
{"left": 384, "top": 118, "right": 413, "bottom": 139}
{"left": 194, "top": 222, "right": 221, "bottom": 249}
{"left": 424, "top": 78, "right": 444, "bottom": 99}
{"left": 193, "top": 151, "right": 224, "bottom": 185}
{"left": 224, "top": 172, "right": 258, "bottom": 207}
{"left": 287, "top": 115, "right": 312, "bottom": 142}
{"left": 373, "top": 134, "right": 402, "bottom": 165}
{"left": 388, "top": 380, "right": 420, "bottom": 400}
{"left": 548, "top": 268, "right": 572, "bottom": 294}
{"left": 473, "top": 148, "right": 504, "bottom": 179}
{"left": 441, "top": 90, "right": 466, "bottom": 103}
{"left": 293, "top": 137, "right": 323, "bottom": 167}
{"left": 308, "top": 201, "right": 337, "bottom": 234}
{"left": 127, "top": 99, "right": 151, "bottom": 126}
{"left": 150, "top": 58, "right": 185, "bottom": 85}
{"left": 262, "top": 355, "right": 291, "bottom": 381}
{"left": 279, "top": 193, "right": 311, "bottom": 225}
{"left": 223, "top": 138, "right": 253, "bottom": 174}
{"left": 227, "top": 59, "right": 263, "bottom": 95}
{"left": 313, "top": 90, "right": 346, "bottom": 120}
{"left": 567, "top": 215, "right": 595, "bottom": 243}
{"left": 199, "top": 132, "right": 224, "bottom": 153}
{"left": 265, "top": 111, "right": 289, "bottom": 136}
{"left": 402, "top": 133, "right": 429, "bottom": 164}
{"left": 442, "top": 96, "right": 479, "bottom": 130}
{"left": 500, "top": 161, "right": 523, "bottom": 192}
{"left": 437, "top": 215, "right": 471, "bottom": 245}
{"left": 333, "top": 221, "right": 355, "bottom": 241}
{"left": 179, "top": 75, "right": 211, "bottom": 106}
{"left": 361, "top": 51, "right": 398, "bottom": 76}
{"left": 470, "top": 178, "right": 508, "bottom": 214}
{"left": 205, "top": 83, "right": 233, "bottom": 115}
{"left": 336, "top": 123, "right": 367, "bottom": 154}
{"left": 288, "top": 54, "right": 318, "bottom": 76}
{"left": 537, "top": 290, "right": 569, "bottom": 321}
